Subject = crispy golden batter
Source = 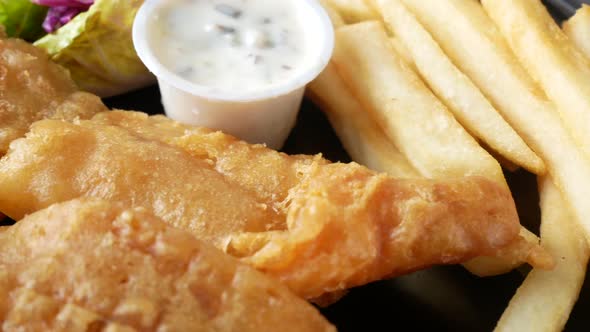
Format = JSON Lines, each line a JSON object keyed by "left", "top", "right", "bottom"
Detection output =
{"left": 0, "top": 113, "right": 550, "bottom": 299}
{"left": 0, "top": 36, "right": 106, "bottom": 154}
{"left": 92, "top": 111, "right": 329, "bottom": 208}
{"left": 0, "top": 199, "right": 335, "bottom": 332}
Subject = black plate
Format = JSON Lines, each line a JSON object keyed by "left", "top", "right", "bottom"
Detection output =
{"left": 546, "top": 0, "right": 589, "bottom": 17}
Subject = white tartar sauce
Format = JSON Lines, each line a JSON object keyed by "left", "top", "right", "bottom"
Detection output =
{"left": 150, "top": 0, "right": 310, "bottom": 93}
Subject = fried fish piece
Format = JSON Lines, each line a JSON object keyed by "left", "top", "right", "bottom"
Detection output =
{"left": 0, "top": 115, "right": 551, "bottom": 299}
{"left": 91, "top": 110, "right": 331, "bottom": 209}
{"left": 0, "top": 199, "right": 335, "bottom": 332}
{"left": 93, "top": 112, "right": 548, "bottom": 275}
{"left": 0, "top": 36, "right": 106, "bottom": 154}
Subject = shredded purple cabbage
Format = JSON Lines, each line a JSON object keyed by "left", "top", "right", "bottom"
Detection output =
{"left": 32, "top": 0, "right": 94, "bottom": 32}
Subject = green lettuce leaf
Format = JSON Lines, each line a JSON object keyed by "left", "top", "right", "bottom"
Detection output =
{"left": 0, "top": 0, "right": 47, "bottom": 41}
{"left": 34, "top": 0, "right": 154, "bottom": 97}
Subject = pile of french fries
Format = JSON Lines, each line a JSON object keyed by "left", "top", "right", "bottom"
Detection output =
{"left": 308, "top": 0, "right": 590, "bottom": 330}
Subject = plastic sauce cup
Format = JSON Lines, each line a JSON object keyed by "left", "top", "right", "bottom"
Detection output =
{"left": 132, "top": 0, "right": 334, "bottom": 150}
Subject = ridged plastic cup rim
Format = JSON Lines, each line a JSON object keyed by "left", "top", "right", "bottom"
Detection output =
{"left": 133, "top": 0, "right": 335, "bottom": 103}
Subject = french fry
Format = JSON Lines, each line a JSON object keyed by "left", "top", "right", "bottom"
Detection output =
{"left": 312, "top": 3, "right": 525, "bottom": 274}
{"left": 310, "top": 9, "right": 541, "bottom": 275}
{"left": 331, "top": 21, "right": 507, "bottom": 187}
{"left": 330, "top": 21, "right": 548, "bottom": 276}
{"left": 402, "top": 0, "right": 590, "bottom": 250}
{"left": 563, "top": 5, "right": 590, "bottom": 59}
{"left": 310, "top": 3, "right": 417, "bottom": 177}
{"left": 482, "top": 143, "right": 521, "bottom": 173}
{"left": 462, "top": 227, "right": 543, "bottom": 276}
{"left": 324, "top": 0, "right": 379, "bottom": 23}
{"left": 393, "top": 35, "right": 521, "bottom": 175}
{"left": 482, "top": 0, "right": 590, "bottom": 160}
{"left": 371, "top": 0, "right": 545, "bottom": 175}
{"left": 307, "top": 63, "right": 419, "bottom": 178}
{"left": 316, "top": 0, "right": 417, "bottom": 177}
{"left": 318, "top": 0, "right": 346, "bottom": 28}
{"left": 494, "top": 177, "right": 589, "bottom": 332}
{"left": 389, "top": 37, "right": 417, "bottom": 72}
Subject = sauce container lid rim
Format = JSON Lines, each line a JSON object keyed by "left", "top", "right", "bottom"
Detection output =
{"left": 133, "top": 0, "right": 335, "bottom": 103}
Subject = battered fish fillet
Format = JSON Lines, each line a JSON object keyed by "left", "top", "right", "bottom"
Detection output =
{"left": 0, "top": 113, "right": 551, "bottom": 299}
{"left": 0, "top": 35, "right": 106, "bottom": 154}
{"left": 0, "top": 199, "right": 335, "bottom": 332}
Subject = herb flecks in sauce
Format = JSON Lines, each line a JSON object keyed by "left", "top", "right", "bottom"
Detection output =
{"left": 215, "top": 24, "right": 236, "bottom": 34}
{"left": 151, "top": 0, "right": 309, "bottom": 92}
{"left": 177, "top": 66, "right": 194, "bottom": 79}
{"left": 215, "top": 4, "right": 243, "bottom": 19}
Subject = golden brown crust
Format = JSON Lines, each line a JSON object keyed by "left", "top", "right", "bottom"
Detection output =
{"left": 0, "top": 113, "right": 547, "bottom": 299}
{"left": 92, "top": 110, "right": 328, "bottom": 208}
{"left": 0, "top": 119, "right": 284, "bottom": 247}
{"left": 0, "top": 38, "right": 106, "bottom": 155}
{"left": 0, "top": 199, "right": 335, "bottom": 332}
{"left": 234, "top": 166, "right": 545, "bottom": 298}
